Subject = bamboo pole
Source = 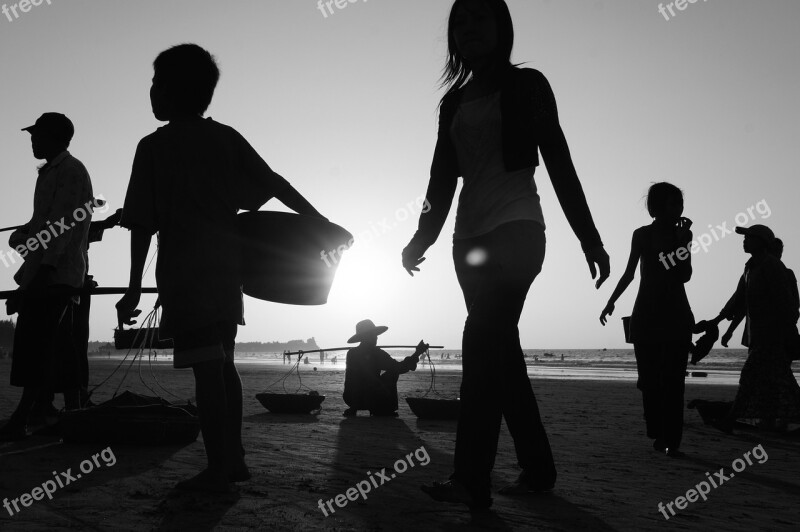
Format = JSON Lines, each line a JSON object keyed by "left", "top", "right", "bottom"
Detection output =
{"left": 0, "top": 287, "right": 158, "bottom": 300}
{"left": 284, "top": 345, "right": 444, "bottom": 356}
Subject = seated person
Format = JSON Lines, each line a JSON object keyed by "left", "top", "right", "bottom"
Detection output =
{"left": 342, "top": 319, "right": 428, "bottom": 416}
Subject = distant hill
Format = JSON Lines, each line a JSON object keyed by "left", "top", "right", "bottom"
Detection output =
{"left": 235, "top": 337, "right": 319, "bottom": 353}
{"left": 4, "top": 320, "right": 319, "bottom": 356}
{"left": 87, "top": 337, "right": 319, "bottom": 353}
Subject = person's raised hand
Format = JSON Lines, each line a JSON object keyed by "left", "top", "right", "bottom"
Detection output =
{"left": 599, "top": 302, "right": 615, "bottom": 326}
{"left": 676, "top": 217, "right": 693, "bottom": 244}
{"left": 585, "top": 245, "right": 610, "bottom": 289}
{"left": 414, "top": 339, "right": 430, "bottom": 356}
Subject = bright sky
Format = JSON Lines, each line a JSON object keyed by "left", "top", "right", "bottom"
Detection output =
{"left": 1, "top": 1, "right": 798, "bottom": 349}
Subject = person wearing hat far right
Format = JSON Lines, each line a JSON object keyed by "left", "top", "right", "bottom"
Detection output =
{"left": 707, "top": 224, "right": 800, "bottom": 432}
{"left": 342, "top": 320, "right": 428, "bottom": 417}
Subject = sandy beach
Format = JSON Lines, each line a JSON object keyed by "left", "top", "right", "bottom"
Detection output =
{"left": 0, "top": 358, "right": 798, "bottom": 531}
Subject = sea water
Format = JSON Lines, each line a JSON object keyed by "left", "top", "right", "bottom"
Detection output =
{"left": 90, "top": 348, "right": 799, "bottom": 386}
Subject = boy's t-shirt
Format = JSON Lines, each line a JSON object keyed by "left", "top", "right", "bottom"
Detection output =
{"left": 121, "top": 117, "right": 289, "bottom": 337}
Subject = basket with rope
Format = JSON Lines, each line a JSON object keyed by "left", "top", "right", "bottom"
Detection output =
{"left": 255, "top": 350, "right": 325, "bottom": 414}
{"left": 405, "top": 348, "right": 461, "bottom": 420}
{"left": 62, "top": 303, "right": 201, "bottom": 444}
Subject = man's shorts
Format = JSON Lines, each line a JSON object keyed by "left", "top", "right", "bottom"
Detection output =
{"left": 10, "top": 287, "right": 74, "bottom": 388}
{"left": 172, "top": 321, "right": 237, "bottom": 369}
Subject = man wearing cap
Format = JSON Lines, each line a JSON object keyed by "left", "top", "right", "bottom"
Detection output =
{"left": 714, "top": 225, "right": 794, "bottom": 345}
{"left": 709, "top": 224, "right": 800, "bottom": 431}
{"left": 342, "top": 320, "right": 428, "bottom": 416}
{"left": 0, "top": 113, "right": 93, "bottom": 441}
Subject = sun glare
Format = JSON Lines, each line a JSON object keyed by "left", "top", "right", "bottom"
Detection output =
{"left": 326, "top": 250, "right": 398, "bottom": 315}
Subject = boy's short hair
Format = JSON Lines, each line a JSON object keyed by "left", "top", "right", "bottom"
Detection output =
{"left": 153, "top": 44, "right": 220, "bottom": 116}
{"left": 646, "top": 182, "right": 683, "bottom": 219}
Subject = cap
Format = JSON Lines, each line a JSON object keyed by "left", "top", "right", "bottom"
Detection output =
{"left": 735, "top": 224, "right": 775, "bottom": 245}
{"left": 22, "top": 113, "right": 75, "bottom": 143}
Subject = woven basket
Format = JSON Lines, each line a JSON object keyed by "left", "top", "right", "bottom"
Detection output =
{"left": 255, "top": 392, "right": 325, "bottom": 414}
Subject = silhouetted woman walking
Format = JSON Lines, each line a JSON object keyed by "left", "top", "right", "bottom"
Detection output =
{"left": 403, "top": 0, "right": 609, "bottom": 509}
{"left": 600, "top": 183, "right": 694, "bottom": 456}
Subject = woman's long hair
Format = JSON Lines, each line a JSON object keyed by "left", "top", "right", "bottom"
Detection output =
{"left": 440, "top": 0, "right": 515, "bottom": 105}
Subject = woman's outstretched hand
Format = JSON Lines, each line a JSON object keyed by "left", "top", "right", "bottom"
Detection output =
{"left": 585, "top": 246, "right": 611, "bottom": 289}
{"left": 402, "top": 240, "right": 428, "bottom": 277}
{"left": 599, "top": 302, "right": 615, "bottom": 326}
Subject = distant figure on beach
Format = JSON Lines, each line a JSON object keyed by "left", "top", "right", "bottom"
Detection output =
{"left": 0, "top": 113, "right": 93, "bottom": 441}
{"left": 704, "top": 225, "right": 800, "bottom": 432}
{"left": 115, "top": 44, "right": 326, "bottom": 493}
{"left": 342, "top": 320, "right": 428, "bottom": 417}
{"left": 600, "top": 182, "right": 694, "bottom": 457}
{"left": 403, "top": 0, "right": 609, "bottom": 509}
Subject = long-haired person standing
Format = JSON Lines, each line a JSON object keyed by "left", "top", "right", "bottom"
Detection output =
{"left": 403, "top": 0, "right": 609, "bottom": 509}
{"left": 600, "top": 183, "right": 694, "bottom": 457}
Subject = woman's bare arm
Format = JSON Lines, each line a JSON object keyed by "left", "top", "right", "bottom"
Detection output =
{"left": 600, "top": 229, "right": 641, "bottom": 325}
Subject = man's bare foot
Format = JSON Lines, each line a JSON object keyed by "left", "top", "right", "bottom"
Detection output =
{"left": 175, "top": 468, "right": 232, "bottom": 493}
{"left": 228, "top": 460, "right": 251, "bottom": 482}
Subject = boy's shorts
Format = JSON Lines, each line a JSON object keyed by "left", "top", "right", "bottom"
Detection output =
{"left": 172, "top": 321, "right": 237, "bottom": 369}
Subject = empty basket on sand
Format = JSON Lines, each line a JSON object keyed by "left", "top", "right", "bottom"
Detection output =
{"left": 405, "top": 349, "right": 460, "bottom": 420}
{"left": 255, "top": 391, "right": 325, "bottom": 414}
{"left": 256, "top": 351, "right": 325, "bottom": 414}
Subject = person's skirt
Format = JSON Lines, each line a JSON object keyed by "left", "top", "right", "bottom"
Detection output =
{"left": 732, "top": 344, "right": 800, "bottom": 420}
